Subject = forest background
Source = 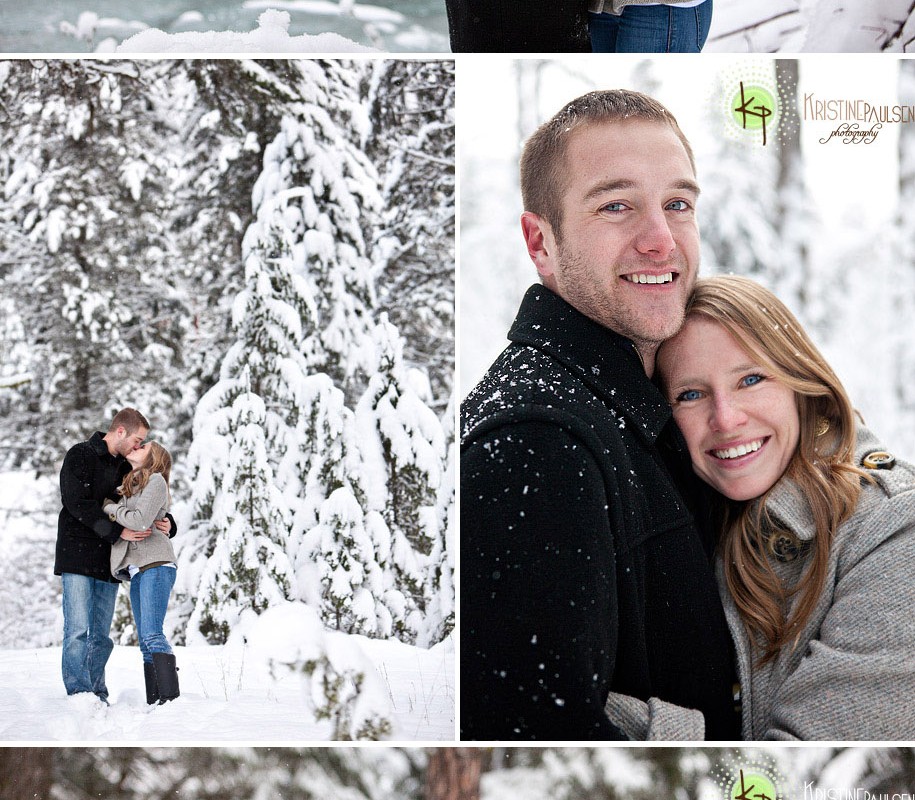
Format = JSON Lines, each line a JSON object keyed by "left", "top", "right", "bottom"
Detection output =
{"left": 2, "top": 746, "right": 915, "bottom": 800}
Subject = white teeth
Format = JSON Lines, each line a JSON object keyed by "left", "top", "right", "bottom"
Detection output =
{"left": 713, "top": 439, "right": 764, "bottom": 460}
{"left": 624, "top": 272, "right": 674, "bottom": 285}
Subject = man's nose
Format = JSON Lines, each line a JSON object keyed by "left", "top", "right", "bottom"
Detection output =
{"left": 634, "top": 210, "right": 676, "bottom": 260}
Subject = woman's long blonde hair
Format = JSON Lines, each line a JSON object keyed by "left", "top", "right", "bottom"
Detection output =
{"left": 676, "top": 275, "right": 866, "bottom": 664}
{"left": 120, "top": 441, "right": 172, "bottom": 503}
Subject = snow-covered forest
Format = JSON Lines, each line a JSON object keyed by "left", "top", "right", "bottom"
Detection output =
{"left": 461, "top": 55, "right": 915, "bottom": 464}
{"left": 709, "top": 0, "right": 915, "bottom": 52}
{"left": 0, "top": 58, "right": 454, "bottom": 740}
{"left": 2, "top": 746, "right": 915, "bottom": 800}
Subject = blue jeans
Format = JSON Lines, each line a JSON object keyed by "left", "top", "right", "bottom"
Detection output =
{"left": 129, "top": 565, "right": 176, "bottom": 664}
{"left": 589, "top": 1, "right": 713, "bottom": 52}
{"left": 61, "top": 573, "right": 119, "bottom": 700}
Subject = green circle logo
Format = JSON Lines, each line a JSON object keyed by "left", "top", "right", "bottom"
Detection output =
{"left": 731, "top": 83, "right": 777, "bottom": 132}
{"left": 731, "top": 772, "right": 777, "bottom": 800}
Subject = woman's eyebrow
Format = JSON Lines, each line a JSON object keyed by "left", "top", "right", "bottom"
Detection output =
{"left": 667, "top": 361, "right": 765, "bottom": 388}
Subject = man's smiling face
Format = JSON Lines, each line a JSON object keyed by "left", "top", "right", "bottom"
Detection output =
{"left": 531, "top": 118, "right": 701, "bottom": 370}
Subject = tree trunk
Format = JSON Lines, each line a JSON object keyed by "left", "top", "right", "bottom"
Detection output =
{"left": 0, "top": 748, "right": 52, "bottom": 800}
{"left": 425, "top": 748, "right": 483, "bottom": 800}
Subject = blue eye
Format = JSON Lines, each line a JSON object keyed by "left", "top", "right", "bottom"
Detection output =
{"left": 742, "top": 374, "right": 765, "bottom": 387}
{"left": 599, "top": 202, "right": 627, "bottom": 214}
{"left": 667, "top": 200, "right": 691, "bottom": 211}
{"left": 676, "top": 389, "right": 703, "bottom": 402}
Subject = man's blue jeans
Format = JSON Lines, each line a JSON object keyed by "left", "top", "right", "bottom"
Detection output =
{"left": 61, "top": 573, "right": 119, "bottom": 701}
{"left": 129, "top": 565, "right": 176, "bottom": 664}
{"left": 590, "top": 1, "right": 713, "bottom": 52}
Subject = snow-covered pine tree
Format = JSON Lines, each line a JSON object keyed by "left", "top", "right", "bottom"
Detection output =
{"left": 299, "top": 483, "right": 406, "bottom": 640}
{"left": 166, "top": 61, "right": 309, "bottom": 451}
{"left": 49, "top": 747, "right": 421, "bottom": 800}
{"left": 181, "top": 59, "right": 419, "bottom": 644}
{"left": 355, "top": 316, "right": 446, "bottom": 641}
{"left": 177, "top": 198, "right": 315, "bottom": 642}
{"left": 281, "top": 368, "right": 411, "bottom": 644}
{"left": 424, "top": 391, "right": 456, "bottom": 645}
{"left": 0, "top": 60, "right": 188, "bottom": 470}
{"left": 367, "top": 60, "right": 455, "bottom": 410}
{"left": 251, "top": 60, "right": 381, "bottom": 405}
{"left": 188, "top": 383, "right": 294, "bottom": 644}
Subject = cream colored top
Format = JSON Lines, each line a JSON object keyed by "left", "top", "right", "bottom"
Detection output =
{"left": 589, "top": 0, "right": 706, "bottom": 15}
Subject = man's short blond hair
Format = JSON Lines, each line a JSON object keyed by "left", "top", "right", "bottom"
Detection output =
{"left": 108, "top": 408, "right": 150, "bottom": 435}
{"left": 520, "top": 89, "right": 695, "bottom": 243}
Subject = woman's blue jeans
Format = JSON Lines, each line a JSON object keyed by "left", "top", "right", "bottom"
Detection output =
{"left": 589, "top": 1, "right": 713, "bottom": 52}
{"left": 61, "top": 573, "right": 119, "bottom": 700}
{"left": 129, "top": 565, "right": 176, "bottom": 664}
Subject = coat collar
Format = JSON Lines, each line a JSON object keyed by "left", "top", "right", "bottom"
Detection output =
{"left": 760, "top": 424, "right": 883, "bottom": 543}
{"left": 508, "top": 284, "right": 673, "bottom": 442}
{"left": 89, "top": 430, "right": 123, "bottom": 462}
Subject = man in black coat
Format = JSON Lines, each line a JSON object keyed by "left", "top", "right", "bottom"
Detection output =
{"left": 461, "top": 90, "right": 740, "bottom": 740}
{"left": 445, "top": 0, "right": 591, "bottom": 52}
{"left": 56, "top": 407, "right": 175, "bottom": 702}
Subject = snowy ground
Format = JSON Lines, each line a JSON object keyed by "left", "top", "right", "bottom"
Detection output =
{"left": 0, "top": 471, "right": 454, "bottom": 743}
{"left": 0, "top": 636, "right": 454, "bottom": 742}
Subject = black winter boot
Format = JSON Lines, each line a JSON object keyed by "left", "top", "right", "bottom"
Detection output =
{"left": 143, "top": 661, "right": 160, "bottom": 705}
{"left": 152, "top": 652, "right": 180, "bottom": 703}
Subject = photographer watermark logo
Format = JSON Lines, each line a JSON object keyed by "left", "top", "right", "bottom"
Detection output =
{"left": 717, "top": 63, "right": 798, "bottom": 149}
{"left": 714, "top": 756, "right": 790, "bottom": 800}
{"left": 732, "top": 769, "right": 779, "bottom": 800}
{"left": 732, "top": 82, "right": 776, "bottom": 146}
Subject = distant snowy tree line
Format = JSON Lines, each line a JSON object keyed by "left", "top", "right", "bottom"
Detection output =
{"left": 2, "top": 746, "right": 914, "bottom": 800}
{"left": 709, "top": 0, "right": 915, "bottom": 52}
{"left": 0, "top": 59, "right": 454, "bottom": 649}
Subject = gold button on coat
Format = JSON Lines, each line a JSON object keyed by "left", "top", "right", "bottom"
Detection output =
{"left": 863, "top": 451, "right": 896, "bottom": 470}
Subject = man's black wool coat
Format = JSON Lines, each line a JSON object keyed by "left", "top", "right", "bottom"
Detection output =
{"left": 461, "top": 284, "right": 740, "bottom": 740}
{"left": 56, "top": 431, "right": 134, "bottom": 583}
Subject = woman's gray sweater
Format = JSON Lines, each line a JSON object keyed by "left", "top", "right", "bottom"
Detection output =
{"left": 605, "top": 424, "right": 915, "bottom": 740}
{"left": 722, "top": 425, "right": 915, "bottom": 740}
{"left": 104, "top": 473, "right": 176, "bottom": 581}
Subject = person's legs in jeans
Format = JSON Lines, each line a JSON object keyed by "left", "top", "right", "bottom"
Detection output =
{"left": 668, "top": 0, "right": 712, "bottom": 51}
{"left": 129, "top": 575, "right": 149, "bottom": 665}
{"left": 590, "top": 1, "right": 713, "bottom": 52}
{"left": 588, "top": 10, "right": 621, "bottom": 52}
{"left": 62, "top": 573, "right": 118, "bottom": 700}
{"left": 130, "top": 566, "right": 176, "bottom": 662}
{"left": 86, "top": 578, "right": 117, "bottom": 699}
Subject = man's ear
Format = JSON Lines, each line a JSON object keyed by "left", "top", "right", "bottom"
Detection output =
{"left": 520, "top": 211, "right": 559, "bottom": 285}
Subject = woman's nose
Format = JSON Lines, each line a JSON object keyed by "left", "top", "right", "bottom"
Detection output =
{"left": 709, "top": 394, "right": 748, "bottom": 432}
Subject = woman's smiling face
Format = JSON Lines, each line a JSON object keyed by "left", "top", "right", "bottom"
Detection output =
{"left": 657, "top": 315, "right": 800, "bottom": 501}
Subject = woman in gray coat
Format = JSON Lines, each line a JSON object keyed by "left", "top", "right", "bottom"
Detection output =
{"left": 104, "top": 441, "right": 180, "bottom": 705}
{"left": 647, "top": 275, "right": 915, "bottom": 740}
